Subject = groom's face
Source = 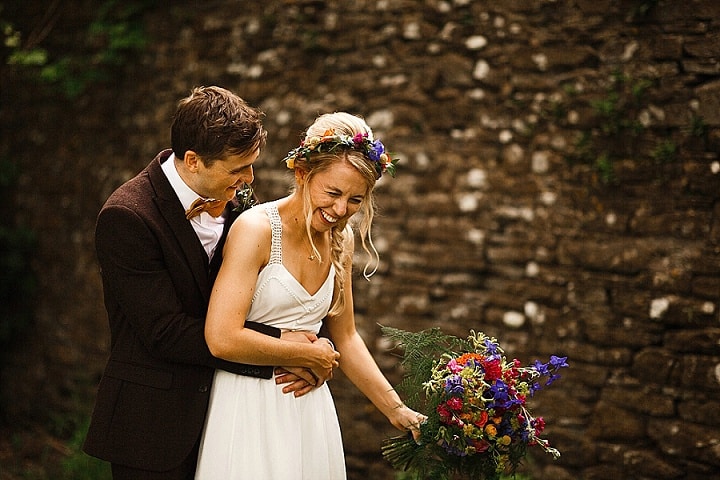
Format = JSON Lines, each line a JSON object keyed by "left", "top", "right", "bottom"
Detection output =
{"left": 190, "top": 148, "right": 259, "bottom": 201}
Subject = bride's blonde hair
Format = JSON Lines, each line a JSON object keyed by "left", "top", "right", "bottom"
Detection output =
{"left": 290, "top": 112, "right": 382, "bottom": 317}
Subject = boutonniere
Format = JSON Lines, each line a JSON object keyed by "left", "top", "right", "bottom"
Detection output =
{"left": 232, "top": 184, "right": 257, "bottom": 213}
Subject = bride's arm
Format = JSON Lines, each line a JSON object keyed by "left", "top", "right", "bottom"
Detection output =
{"left": 205, "top": 212, "right": 339, "bottom": 379}
{"left": 326, "top": 235, "right": 425, "bottom": 437}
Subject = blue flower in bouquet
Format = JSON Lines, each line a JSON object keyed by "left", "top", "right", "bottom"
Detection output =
{"left": 488, "top": 380, "right": 513, "bottom": 409}
{"left": 444, "top": 375, "right": 465, "bottom": 395}
{"left": 380, "top": 327, "right": 569, "bottom": 480}
{"left": 484, "top": 338, "right": 501, "bottom": 359}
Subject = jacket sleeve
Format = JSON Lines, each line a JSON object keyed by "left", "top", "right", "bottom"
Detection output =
{"left": 96, "top": 202, "right": 277, "bottom": 378}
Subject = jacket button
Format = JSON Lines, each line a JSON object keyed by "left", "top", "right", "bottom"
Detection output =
{"left": 199, "top": 385, "right": 209, "bottom": 393}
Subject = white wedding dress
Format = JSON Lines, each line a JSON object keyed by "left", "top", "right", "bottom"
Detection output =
{"left": 195, "top": 202, "right": 345, "bottom": 479}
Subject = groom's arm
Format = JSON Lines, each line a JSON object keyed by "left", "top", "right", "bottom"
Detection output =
{"left": 96, "top": 203, "right": 278, "bottom": 378}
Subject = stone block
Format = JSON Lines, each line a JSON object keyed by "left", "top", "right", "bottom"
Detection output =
{"left": 649, "top": 35, "right": 684, "bottom": 60}
{"left": 648, "top": 419, "right": 720, "bottom": 467}
{"left": 557, "top": 237, "right": 652, "bottom": 274}
{"left": 664, "top": 328, "right": 720, "bottom": 354}
{"left": 624, "top": 449, "right": 685, "bottom": 479}
{"left": 601, "top": 384, "right": 675, "bottom": 417}
{"left": 588, "top": 401, "right": 647, "bottom": 440}
{"left": 691, "top": 276, "right": 720, "bottom": 300}
{"left": 678, "top": 398, "right": 720, "bottom": 427}
{"left": 678, "top": 354, "right": 720, "bottom": 392}
{"left": 684, "top": 31, "right": 720, "bottom": 58}
{"left": 696, "top": 81, "right": 720, "bottom": 125}
{"left": 632, "top": 348, "right": 680, "bottom": 385}
{"left": 585, "top": 313, "right": 663, "bottom": 348}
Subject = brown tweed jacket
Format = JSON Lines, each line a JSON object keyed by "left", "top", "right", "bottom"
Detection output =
{"left": 83, "top": 150, "right": 277, "bottom": 471}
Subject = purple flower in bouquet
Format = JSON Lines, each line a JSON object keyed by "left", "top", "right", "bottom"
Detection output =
{"left": 444, "top": 375, "right": 465, "bottom": 395}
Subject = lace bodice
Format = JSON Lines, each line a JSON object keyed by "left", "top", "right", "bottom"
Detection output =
{"left": 244, "top": 203, "right": 335, "bottom": 334}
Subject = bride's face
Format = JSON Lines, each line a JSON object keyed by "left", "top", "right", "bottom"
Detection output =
{"left": 302, "top": 161, "right": 367, "bottom": 233}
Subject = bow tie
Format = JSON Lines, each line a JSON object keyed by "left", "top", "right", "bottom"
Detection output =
{"left": 185, "top": 197, "right": 227, "bottom": 219}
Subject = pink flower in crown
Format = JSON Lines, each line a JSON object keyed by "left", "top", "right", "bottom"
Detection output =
{"left": 352, "top": 132, "right": 367, "bottom": 145}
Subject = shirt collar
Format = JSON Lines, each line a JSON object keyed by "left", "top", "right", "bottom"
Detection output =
{"left": 161, "top": 153, "right": 201, "bottom": 212}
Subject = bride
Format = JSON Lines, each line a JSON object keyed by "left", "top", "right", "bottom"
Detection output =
{"left": 194, "top": 112, "right": 424, "bottom": 479}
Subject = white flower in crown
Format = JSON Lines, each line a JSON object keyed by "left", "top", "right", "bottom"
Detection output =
{"left": 305, "top": 136, "right": 322, "bottom": 148}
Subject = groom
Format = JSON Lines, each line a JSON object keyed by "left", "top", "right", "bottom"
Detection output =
{"left": 84, "top": 86, "right": 325, "bottom": 479}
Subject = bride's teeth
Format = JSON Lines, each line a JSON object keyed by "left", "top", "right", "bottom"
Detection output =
{"left": 321, "top": 210, "right": 338, "bottom": 223}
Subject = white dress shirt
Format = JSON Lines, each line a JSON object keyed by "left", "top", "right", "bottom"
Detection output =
{"left": 161, "top": 153, "right": 225, "bottom": 260}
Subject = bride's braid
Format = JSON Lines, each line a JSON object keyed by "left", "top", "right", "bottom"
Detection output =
{"left": 327, "top": 222, "right": 350, "bottom": 318}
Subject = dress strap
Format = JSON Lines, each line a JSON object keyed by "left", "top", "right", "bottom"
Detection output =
{"left": 266, "top": 203, "right": 283, "bottom": 265}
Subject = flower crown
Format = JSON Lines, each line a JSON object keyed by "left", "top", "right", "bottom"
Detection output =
{"left": 283, "top": 129, "right": 398, "bottom": 178}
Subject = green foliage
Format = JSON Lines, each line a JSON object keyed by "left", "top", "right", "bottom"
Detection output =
{"left": 690, "top": 115, "right": 708, "bottom": 138}
{"left": 560, "top": 66, "right": 708, "bottom": 185}
{"left": 631, "top": 0, "right": 661, "bottom": 18}
{"left": 595, "top": 153, "right": 615, "bottom": 185}
{"left": 58, "top": 416, "right": 111, "bottom": 480}
{"left": 87, "top": 0, "right": 152, "bottom": 64}
{"left": 568, "top": 72, "right": 660, "bottom": 185}
{"left": 589, "top": 71, "right": 648, "bottom": 138}
{"left": 651, "top": 139, "right": 677, "bottom": 164}
{"left": 381, "top": 325, "right": 467, "bottom": 409}
{"left": 3, "top": 0, "right": 155, "bottom": 98}
{"left": 60, "top": 451, "right": 111, "bottom": 480}
{"left": 396, "top": 473, "right": 532, "bottom": 480}
{"left": 3, "top": 12, "right": 48, "bottom": 66}
{"left": 7, "top": 47, "right": 48, "bottom": 66}
{"left": 1, "top": 414, "right": 111, "bottom": 480}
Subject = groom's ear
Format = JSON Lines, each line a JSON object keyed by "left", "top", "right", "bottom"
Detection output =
{"left": 184, "top": 150, "right": 201, "bottom": 173}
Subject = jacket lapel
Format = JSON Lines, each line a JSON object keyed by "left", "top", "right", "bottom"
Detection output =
{"left": 209, "top": 201, "right": 241, "bottom": 284}
{"left": 148, "top": 150, "right": 212, "bottom": 301}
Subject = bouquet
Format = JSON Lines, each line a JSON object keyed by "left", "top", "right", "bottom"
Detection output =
{"left": 381, "top": 326, "right": 569, "bottom": 480}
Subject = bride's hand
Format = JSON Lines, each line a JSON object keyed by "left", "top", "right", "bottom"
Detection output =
{"left": 309, "top": 339, "right": 340, "bottom": 381}
{"left": 390, "top": 403, "right": 427, "bottom": 443}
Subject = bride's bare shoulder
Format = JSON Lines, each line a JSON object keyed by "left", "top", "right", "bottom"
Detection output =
{"left": 229, "top": 205, "right": 271, "bottom": 238}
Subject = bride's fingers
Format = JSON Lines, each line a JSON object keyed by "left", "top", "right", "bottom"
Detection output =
{"left": 403, "top": 413, "right": 427, "bottom": 433}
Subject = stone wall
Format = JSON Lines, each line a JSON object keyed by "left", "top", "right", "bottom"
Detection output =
{"left": 2, "top": 0, "right": 719, "bottom": 479}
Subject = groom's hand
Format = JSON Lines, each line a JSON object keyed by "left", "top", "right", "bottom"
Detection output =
{"left": 274, "top": 366, "right": 317, "bottom": 397}
{"left": 277, "top": 331, "right": 336, "bottom": 397}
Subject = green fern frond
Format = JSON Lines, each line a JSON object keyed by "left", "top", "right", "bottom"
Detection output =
{"left": 380, "top": 325, "right": 462, "bottom": 407}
